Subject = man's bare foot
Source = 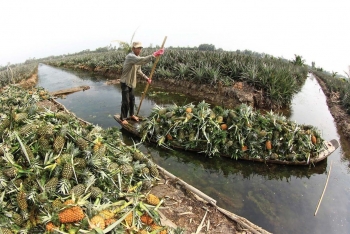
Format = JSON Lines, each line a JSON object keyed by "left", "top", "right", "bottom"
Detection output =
{"left": 131, "top": 115, "right": 139, "bottom": 121}
{"left": 121, "top": 119, "right": 129, "bottom": 125}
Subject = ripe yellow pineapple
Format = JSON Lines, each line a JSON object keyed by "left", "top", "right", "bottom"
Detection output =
{"left": 58, "top": 206, "right": 84, "bottom": 223}
{"left": 99, "top": 209, "right": 115, "bottom": 220}
{"left": 89, "top": 215, "right": 105, "bottom": 230}
{"left": 125, "top": 211, "right": 133, "bottom": 226}
{"left": 146, "top": 194, "right": 160, "bottom": 206}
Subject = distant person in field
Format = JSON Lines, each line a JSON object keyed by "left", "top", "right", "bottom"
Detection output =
{"left": 120, "top": 41, "right": 164, "bottom": 125}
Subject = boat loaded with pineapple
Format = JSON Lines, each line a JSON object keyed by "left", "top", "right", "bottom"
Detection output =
{"left": 115, "top": 101, "right": 339, "bottom": 166}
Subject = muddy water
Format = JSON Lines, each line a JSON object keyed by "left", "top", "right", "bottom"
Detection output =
{"left": 37, "top": 64, "right": 350, "bottom": 233}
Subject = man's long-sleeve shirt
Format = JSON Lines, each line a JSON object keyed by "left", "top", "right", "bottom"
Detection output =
{"left": 120, "top": 52, "right": 153, "bottom": 88}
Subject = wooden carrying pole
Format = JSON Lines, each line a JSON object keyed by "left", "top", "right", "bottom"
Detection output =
{"left": 136, "top": 36, "right": 167, "bottom": 115}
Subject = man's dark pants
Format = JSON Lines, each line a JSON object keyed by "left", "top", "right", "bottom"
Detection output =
{"left": 120, "top": 82, "right": 135, "bottom": 120}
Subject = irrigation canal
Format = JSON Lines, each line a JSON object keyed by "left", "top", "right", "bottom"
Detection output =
{"left": 37, "top": 63, "right": 350, "bottom": 233}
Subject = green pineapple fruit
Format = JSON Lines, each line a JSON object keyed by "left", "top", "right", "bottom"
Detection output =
{"left": 69, "top": 184, "right": 86, "bottom": 197}
{"left": 141, "top": 167, "right": 150, "bottom": 175}
{"left": 76, "top": 137, "right": 88, "bottom": 151}
{"left": 0, "top": 228, "right": 14, "bottom": 234}
{"left": 37, "top": 123, "right": 54, "bottom": 136}
{"left": 119, "top": 164, "right": 133, "bottom": 176}
{"left": 12, "top": 212, "right": 23, "bottom": 226}
{"left": 73, "top": 157, "right": 87, "bottom": 169}
{"left": 19, "top": 124, "right": 36, "bottom": 136}
{"left": 17, "top": 189, "right": 28, "bottom": 211}
{"left": 53, "top": 125, "right": 67, "bottom": 153}
{"left": 148, "top": 162, "right": 159, "bottom": 178}
{"left": 3, "top": 167, "right": 17, "bottom": 179}
{"left": 52, "top": 198, "right": 63, "bottom": 210}
{"left": 45, "top": 177, "right": 59, "bottom": 193}
{"left": 38, "top": 136, "right": 51, "bottom": 151}
{"left": 61, "top": 162, "right": 74, "bottom": 180}
{"left": 133, "top": 151, "right": 146, "bottom": 162}
{"left": 89, "top": 186, "right": 104, "bottom": 199}
{"left": 53, "top": 135, "right": 65, "bottom": 153}
{"left": 0, "top": 118, "right": 10, "bottom": 128}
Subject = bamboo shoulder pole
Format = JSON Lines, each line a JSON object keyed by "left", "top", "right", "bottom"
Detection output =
{"left": 314, "top": 160, "right": 333, "bottom": 216}
{"left": 136, "top": 36, "right": 167, "bottom": 115}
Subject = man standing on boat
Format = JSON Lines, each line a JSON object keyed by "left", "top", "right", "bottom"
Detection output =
{"left": 120, "top": 42, "right": 164, "bottom": 125}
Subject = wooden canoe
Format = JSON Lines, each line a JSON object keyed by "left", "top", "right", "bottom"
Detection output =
{"left": 114, "top": 114, "right": 339, "bottom": 166}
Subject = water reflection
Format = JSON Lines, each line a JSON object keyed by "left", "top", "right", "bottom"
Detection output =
{"left": 37, "top": 64, "right": 350, "bottom": 234}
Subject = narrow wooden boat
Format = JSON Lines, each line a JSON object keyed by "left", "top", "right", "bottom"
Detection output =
{"left": 114, "top": 114, "right": 339, "bottom": 166}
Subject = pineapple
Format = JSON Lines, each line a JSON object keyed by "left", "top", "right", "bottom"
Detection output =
{"left": 69, "top": 184, "right": 86, "bottom": 197}
{"left": 61, "top": 162, "right": 74, "bottom": 180}
{"left": 38, "top": 136, "right": 51, "bottom": 151}
{"left": 37, "top": 123, "right": 54, "bottom": 136}
{"left": 0, "top": 228, "right": 13, "bottom": 234}
{"left": 53, "top": 126, "right": 67, "bottom": 153}
{"left": 94, "top": 143, "right": 106, "bottom": 158}
{"left": 99, "top": 209, "right": 115, "bottom": 220}
{"left": 133, "top": 151, "right": 146, "bottom": 162}
{"left": 90, "top": 215, "right": 105, "bottom": 230}
{"left": 17, "top": 189, "right": 28, "bottom": 211}
{"left": 73, "top": 157, "right": 87, "bottom": 169}
{"left": 52, "top": 198, "right": 63, "bottom": 210}
{"left": 0, "top": 118, "right": 10, "bottom": 128}
{"left": 119, "top": 164, "right": 133, "bottom": 176}
{"left": 46, "top": 222, "right": 58, "bottom": 232}
{"left": 19, "top": 123, "right": 36, "bottom": 136}
{"left": 58, "top": 206, "right": 84, "bottom": 223}
{"left": 3, "top": 167, "right": 17, "bottom": 179}
{"left": 146, "top": 194, "right": 160, "bottom": 206}
{"left": 125, "top": 211, "right": 133, "bottom": 226}
{"left": 151, "top": 224, "right": 167, "bottom": 234}
{"left": 105, "top": 218, "right": 117, "bottom": 227}
{"left": 141, "top": 167, "right": 150, "bottom": 175}
{"left": 12, "top": 212, "right": 23, "bottom": 226}
{"left": 140, "top": 213, "right": 154, "bottom": 225}
{"left": 76, "top": 137, "right": 88, "bottom": 151}
{"left": 148, "top": 163, "right": 159, "bottom": 178}
{"left": 89, "top": 186, "right": 104, "bottom": 199}
{"left": 45, "top": 177, "right": 59, "bottom": 193}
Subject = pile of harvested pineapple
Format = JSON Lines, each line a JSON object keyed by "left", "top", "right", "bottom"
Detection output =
{"left": 140, "top": 101, "right": 326, "bottom": 162}
{"left": 0, "top": 85, "right": 180, "bottom": 233}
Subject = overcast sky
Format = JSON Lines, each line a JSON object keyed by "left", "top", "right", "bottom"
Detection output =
{"left": 1, "top": 0, "right": 349, "bottom": 76}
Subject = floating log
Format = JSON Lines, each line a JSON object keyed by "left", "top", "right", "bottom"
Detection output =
{"left": 50, "top": 85, "right": 90, "bottom": 96}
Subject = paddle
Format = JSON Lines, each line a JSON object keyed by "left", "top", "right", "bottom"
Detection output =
{"left": 136, "top": 36, "right": 167, "bottom": 116}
